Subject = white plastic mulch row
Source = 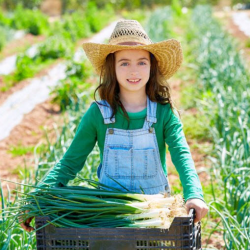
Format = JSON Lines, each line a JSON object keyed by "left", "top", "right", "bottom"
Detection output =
{"left": 0, "top": 20, "right": 119, "bottom": 141}
{"left": 0, "top": 44, "right": 39, "bottom": 75}
{"left": 232, "top": 11, "right": 250, "bottom": 37}
{"left": 0, "top": 30, "right": 26, "bottom": 75}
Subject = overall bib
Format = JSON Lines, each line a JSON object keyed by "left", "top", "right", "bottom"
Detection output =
{"left": 95, "top": 96, "right": 171, "bottom": 195}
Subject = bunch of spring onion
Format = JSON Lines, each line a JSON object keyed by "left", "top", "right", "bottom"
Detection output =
{"left": 14, "top": 180, "right": 187, "bottom": 229}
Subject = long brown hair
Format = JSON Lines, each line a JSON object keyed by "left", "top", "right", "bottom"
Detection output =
{"left": 94, "top": 51, "right": 178, "bottom": 122}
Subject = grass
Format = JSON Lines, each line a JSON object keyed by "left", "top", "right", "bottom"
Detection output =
{"left": 10, "top": 164, "right": 33, "bottom": 179}
{"left": 245, "top": 38, "right": 250, "bottom": 48}
{"left": 182, "top": 112, "right": 211, "bottom": 141}
{"left": 7, "top": 144, "right": 35, "bottom": 157}
{"left": 188, "top": 140, "right": 213, "bottom": 156}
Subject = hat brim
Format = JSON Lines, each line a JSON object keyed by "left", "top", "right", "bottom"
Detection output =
{"left": 82, "top": 39, "right": 183, "bottom": 80}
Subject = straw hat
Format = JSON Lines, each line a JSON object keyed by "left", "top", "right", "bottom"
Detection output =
{"left": 82, "top": 20, "right": 183, "bottom": 80}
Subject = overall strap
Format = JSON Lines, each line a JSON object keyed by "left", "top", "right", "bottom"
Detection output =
{"left": 143, "top": 96, "right": 157, "bottom": 129}
{"left": 94, "top": 100, "right": 115, "bottom": 124}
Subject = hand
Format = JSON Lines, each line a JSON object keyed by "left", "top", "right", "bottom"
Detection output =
{"left": 20, "top": 211, "right": 35, "bottom": 232}
{"left": 186, "top": 198, "right": 208, "bottom": 223}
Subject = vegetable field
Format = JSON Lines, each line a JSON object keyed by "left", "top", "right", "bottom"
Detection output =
{"left": 1, "top": 1, "right": 250, "bottom": 249}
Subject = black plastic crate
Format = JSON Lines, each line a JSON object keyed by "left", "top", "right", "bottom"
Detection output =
{"left": 35, "top": 209, "right": 201, "bottom": 250}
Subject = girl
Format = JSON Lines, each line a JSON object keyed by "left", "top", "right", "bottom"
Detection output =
{"left": 21, "top": 20, "right": 208, "bottom": 232}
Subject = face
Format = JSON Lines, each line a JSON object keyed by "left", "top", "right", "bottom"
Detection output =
{"left": 114, "top": 49, "right": 151, "bottom": 96}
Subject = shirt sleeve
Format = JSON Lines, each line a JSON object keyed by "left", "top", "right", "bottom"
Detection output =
{"left": 37, "top": 103, "right": 97, "bottom": 188}
{"left": 164, "top": 107, "right": 204, "bottom": 202}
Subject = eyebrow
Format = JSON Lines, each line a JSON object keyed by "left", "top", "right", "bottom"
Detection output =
{"left": 117, "top": 57, "right": 149, "bottom": 63}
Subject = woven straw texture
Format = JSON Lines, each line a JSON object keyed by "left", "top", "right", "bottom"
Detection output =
{"left": 82, "top": 20, "right": 183, "bottom": 80}
{"left": 108, "top": 20, "right": 152, "bottom": 45}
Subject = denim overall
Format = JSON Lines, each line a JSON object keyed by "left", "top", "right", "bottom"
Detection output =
{"left": 95, "top": 96, "right": 171, "bottom": 195}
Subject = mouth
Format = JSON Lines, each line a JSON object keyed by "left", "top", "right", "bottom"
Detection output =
{"left": 127, "top": 79, "right": 141, "bottom": 84}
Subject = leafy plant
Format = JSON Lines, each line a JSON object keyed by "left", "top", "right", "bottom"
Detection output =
{"left": 1, "top": 0, "right": 42, "bottom": 10}
{"left": 37, "top": 35, "right": 74, "bottom": 60}
{"left": 12, "top": 54, "right": 35, "bottom": 81}
{"left": 245, "top": 38, "right": 250, "bottom": 48}
{"left": 145, "top": 6, "right": 174, "bottom": 42}
{"left": 0, "top": 25, "right": 6, "bottom": 51}
{"left": 85, "top": 1, "right": 115, "bottom": 33}
{"left": 50, "top": 57, "right": 93, "bottom": 110}
{"left": 8, "top": 144, "right": 35, "bottom": 157}
{"left": 0, "top": 8, "right": 10, "bottom": 26}
{"left": 10, "top": 4, "right": 49, "bottom": 35}
{"left": 62, "top": 11, "right": 92, "bottom": 42}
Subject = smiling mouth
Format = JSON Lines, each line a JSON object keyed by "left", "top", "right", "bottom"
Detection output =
{"left": 127, "top": 79, "right": 141, "bottom": 83}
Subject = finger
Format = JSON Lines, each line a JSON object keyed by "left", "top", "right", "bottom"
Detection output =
{"left": 21, "top": 222, "right": 35, "bottom": 232}
{"left": 27, "top": 226, "right": 35, "bottom": 232}
{"left": 194, "top": 208, "right": 202, "bottom": 223}
{"left": 26, "top": 216, "right": 34, "bottom": 224}
{"left": 201, "top": 207, "right": 209, "bottom": 219}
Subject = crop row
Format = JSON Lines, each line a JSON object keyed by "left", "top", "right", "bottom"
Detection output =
{"left": 187, "top": 5, "right": 250, "bottom": 249}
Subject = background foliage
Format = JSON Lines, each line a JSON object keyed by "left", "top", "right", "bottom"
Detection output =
{"left": 3, "top": 0, "right": 250, "bottom": 11}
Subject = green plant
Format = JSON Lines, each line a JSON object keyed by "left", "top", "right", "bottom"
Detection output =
{"left": 186, "top": 5, "right": 250, "bottom": 249}
{"left": 10, "top": 4, "right": 49, "bottom": 35}
{"left": 10, "top": 54, "right": 35, "bottom": 83}
{"left": 50, "top": 58, "right": 93, "bottom": 110}
{"left": 8, "top": 144, "right": 35, "bottom": 157}
{"left": 120, "top": 8, "right": 149, "bottom": 24}
{"left": 145, "top": 6, "right": 174, "bottom": 42}
{"left": 15, "top": 182, "right": 186, "bottom": 229}
{"left": 84, "top": 1, "right": 115, "bottom": 33}
{"left": 0, "top": 175, "right": 36, "bottom": 250}
{"left": 245, "top": 38, "right": 250, "bottom": 48}
{"left": 38, "top": 35, "right": 74, "bottom": 60}
{"left": 182, "top": 113, "right": 211, "bottom": 141}
{"left": 0, "top": 8, "right": 10, "bottom": 26}
{"left": 62, "top": 11, "right": 92, "bottom": 42}
{"left": 1, "top": 0, "right": 42, "bottom": 10}
{"left": 0, "top": 25, "right": 6, "bottom": 51}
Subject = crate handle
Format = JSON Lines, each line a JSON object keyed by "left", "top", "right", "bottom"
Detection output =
{"left": 189, "top": 208, "right": 196, "bottom": 225}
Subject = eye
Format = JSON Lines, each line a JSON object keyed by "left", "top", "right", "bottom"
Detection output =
{"left": 139, "top": 61, "right": 146, "bottom": 65}
{"left": 121, "top": 62, "right": 128, "bottom": 66}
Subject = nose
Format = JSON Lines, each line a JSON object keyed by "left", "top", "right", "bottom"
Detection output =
{"left": 131, "top": 71, "right": 138, "bottom": 76}
{"left": 130, "top": 65, "right": 139, "bottom": 76}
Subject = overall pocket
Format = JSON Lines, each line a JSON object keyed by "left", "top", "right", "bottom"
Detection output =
{"left": 104, "top": 145, "right": 132, "bottom": 178}
{"left": 132, "top": 148, "right": 158, "bottom": 179}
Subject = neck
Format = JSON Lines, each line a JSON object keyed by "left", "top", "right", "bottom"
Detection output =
{"left": 119, "top": 91, "right": 147, "bottom": 112}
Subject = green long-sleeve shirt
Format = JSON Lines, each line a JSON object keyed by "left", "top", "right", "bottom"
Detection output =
{"left": 39, "top": 102, "right": 204, "bottom": 201}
